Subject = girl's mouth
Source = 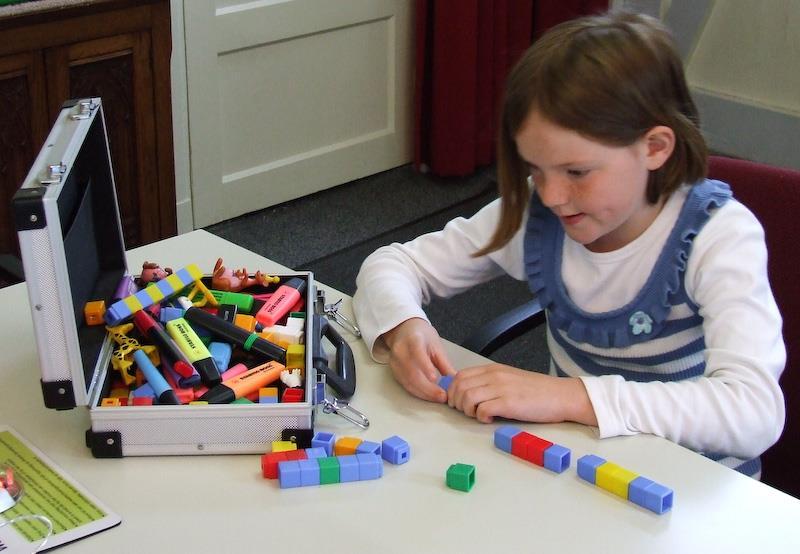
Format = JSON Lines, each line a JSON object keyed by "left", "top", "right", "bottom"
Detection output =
{"left": 560, "top": 213, "right": 585, "bottom": 225}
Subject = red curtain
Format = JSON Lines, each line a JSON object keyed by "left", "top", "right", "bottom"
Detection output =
{"left": 414, "top": 0, "right": 608, "bottom": 177}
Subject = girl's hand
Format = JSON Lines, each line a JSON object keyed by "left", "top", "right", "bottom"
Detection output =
{"left": 381, "top": 318, "right": 456, "bottom": 403}
{"left": 448, "top": 363, "right": 597, "bottom": 425}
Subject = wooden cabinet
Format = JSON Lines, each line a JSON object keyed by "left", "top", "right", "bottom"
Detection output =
{"left": 0, "top": 0, "right": 175, "bottom": 283}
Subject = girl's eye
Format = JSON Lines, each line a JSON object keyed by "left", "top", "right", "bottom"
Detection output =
{"left": 567, "top": 169, "right": 589, "bottom": 178}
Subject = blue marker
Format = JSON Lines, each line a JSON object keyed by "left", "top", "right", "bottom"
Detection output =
{"left": 132, "top": 349, "right": 179, "bottom": 405}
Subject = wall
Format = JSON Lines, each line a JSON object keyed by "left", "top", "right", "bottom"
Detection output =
{"left": 615, "top": 0, "right": 800, "bottom": 170}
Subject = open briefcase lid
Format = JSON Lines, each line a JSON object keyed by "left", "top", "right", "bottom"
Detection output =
{"left": 13, "top": 98, "right": 127, "bottom": 409}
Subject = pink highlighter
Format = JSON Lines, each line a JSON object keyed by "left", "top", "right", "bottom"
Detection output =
{"left": 255, "top": 278, "right": 306, "bottom": 327}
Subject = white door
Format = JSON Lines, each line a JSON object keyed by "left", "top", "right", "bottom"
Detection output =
{"left": 183, "top": 0, "right": 413, "bottom": 227}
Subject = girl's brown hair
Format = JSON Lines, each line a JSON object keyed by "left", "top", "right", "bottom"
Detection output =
{"left": 477, "top": 11, "right": 707, "bottom": 256}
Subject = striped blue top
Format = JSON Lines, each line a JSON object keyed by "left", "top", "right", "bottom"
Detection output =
{"left": 524, "top": 179, "right": 759, "bottom": 477}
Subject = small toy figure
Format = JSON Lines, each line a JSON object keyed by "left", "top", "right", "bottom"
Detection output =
{"left": 139, "top": 261, "right": 173, "bottom": 284}
{"left": 212, "top": 258, "right": 279, "bottom": 292}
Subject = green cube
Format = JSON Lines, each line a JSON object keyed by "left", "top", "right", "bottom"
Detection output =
{"left": 317, "top": 456, "right": 340, "bottom": 485}
{"left": 446, "top": 463, "right": 475, "bottom": 492}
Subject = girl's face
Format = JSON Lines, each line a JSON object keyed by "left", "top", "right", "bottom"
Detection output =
{"left": 515, "top": 109, "right": 672, "bottom": 253}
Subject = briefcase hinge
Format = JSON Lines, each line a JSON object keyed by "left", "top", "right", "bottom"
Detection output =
{"left": 39, "top": 162, "right": 67, "bottom": 185}
{"left": 70, "top": 99, "right": 98, "bottom": 120}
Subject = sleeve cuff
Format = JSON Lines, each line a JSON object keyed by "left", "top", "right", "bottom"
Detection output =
{"left": 578, "top": 375, "right": 635, "bottom": 439}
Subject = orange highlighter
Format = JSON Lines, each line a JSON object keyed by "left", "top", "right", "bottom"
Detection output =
{"left": 199, "top": 360, "right": 287, "bottom": 404}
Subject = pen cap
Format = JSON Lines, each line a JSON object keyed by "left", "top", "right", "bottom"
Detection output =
{"left": 282, "top": 278, "right": 306, "bottom": 294}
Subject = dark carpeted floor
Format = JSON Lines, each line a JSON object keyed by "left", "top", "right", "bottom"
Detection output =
{"left": 205, "top": 164, "right": 550, "bottom": 372}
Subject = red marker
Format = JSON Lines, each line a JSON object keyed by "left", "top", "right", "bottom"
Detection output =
{"left": 133, "top": 310, "right": 197, "bottom": 378}
{"left": 255, "top": 278, "right": 306, "bottom": 327}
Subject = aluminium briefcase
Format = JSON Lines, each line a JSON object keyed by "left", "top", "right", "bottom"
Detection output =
{"left": 12, "top": 98, "right": 358, "bottom": 457}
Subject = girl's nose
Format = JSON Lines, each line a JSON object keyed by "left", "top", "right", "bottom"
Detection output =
{"left": 535, "top": 175, "right": 570, "bottom": 208}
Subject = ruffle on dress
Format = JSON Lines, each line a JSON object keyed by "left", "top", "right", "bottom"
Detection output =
{"left": 524, "top": 179, "right": 732, "bottom": 349}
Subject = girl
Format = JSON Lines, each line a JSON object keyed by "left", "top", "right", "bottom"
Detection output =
{"left": 352, "top": 11, "right": 785, "bottom": 476}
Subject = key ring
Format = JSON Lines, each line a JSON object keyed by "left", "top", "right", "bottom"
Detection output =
{"left": 324, "top": 299, "right": 362, "bottom": 337}
{"left": 320, "top": 397, "right": 370, "bottom": 429}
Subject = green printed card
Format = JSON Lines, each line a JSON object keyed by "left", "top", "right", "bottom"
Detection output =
{"left": 0, "top": 426, "right": 121, "bottom": 551}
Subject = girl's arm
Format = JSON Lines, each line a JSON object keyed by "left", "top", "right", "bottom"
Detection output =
{"left": 353, "top": 198, "right": 527, "bottom": 400}
{"left": 582, "top": 201, "right": 785, "bottom": 459}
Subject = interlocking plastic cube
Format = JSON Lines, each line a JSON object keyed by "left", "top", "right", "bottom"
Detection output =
{"left": 493, "top": 426, "right": 521, "bottom": 453}
{"left": 318, "top": 457, "right": 340, "bottom": 485}
{"left": 278, "top": 460, "right": 302, "bottom": 488}
{"left": 381, "top": 435, "right": 410, "bottom": 465}
{"left": 356, "top": 453, "right": 383, "bottom": 481}
{"left": 577, "top": 454, "right": 607, "bottom": 485}
{"left": 446, "top": 463, "right": 475, "bottom": 492}
{"left": 543, "top": 444, "right": 571, "bottom": 474}
{"left": 334, "top": 436, "right": 363, "bottom": 456}
{"left": 298, "top": 459, "right": 321, "bottom": 487}
{"left": 337, "top": 455, "right": 360, "bottom": 483}
{"left": 84, "top": 300, "right": 106, "bottom": 326}
{"left": 286, "top": 344, "right": 305, "bottom": 369}
{"left": 628, "top": 476, "right": 674, "bottom": 514}
{"left": 312, "top": 432, "right": 336, "bottom": 456}
{"left": 272, "top": 440, "right": 297, "bottom": 453}
{"left": 437, "top": 375, "right": 453, "bottom": 391}
{"left": 356, "top": 440, "right": 381, "bottom": 456}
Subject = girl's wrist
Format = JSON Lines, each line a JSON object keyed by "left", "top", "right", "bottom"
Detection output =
{"left": 563, "top": 377, "right": 598, "bottom": 426}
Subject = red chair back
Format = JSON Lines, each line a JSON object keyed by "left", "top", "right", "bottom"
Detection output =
{"left": 708, "top": 155, "right": 800, "bottom": 498}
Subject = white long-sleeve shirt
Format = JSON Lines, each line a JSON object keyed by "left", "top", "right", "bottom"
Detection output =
{"left": 353, "top": 186, "right": 785, "bottom": 460}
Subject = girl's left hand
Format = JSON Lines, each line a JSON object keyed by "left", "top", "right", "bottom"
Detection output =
{"left": 448, "top": 363, "right": 597, "bottom": 426}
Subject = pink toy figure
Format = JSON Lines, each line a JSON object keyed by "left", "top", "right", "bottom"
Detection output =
{"left": 139, "top": 261, "right": 173, "bottom": 284}
{"left": 212, "top": 258, "right": 279, "bottom": 292}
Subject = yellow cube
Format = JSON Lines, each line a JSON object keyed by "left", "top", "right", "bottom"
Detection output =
{"left": 334, "top": 436, "right": 363, "bottom": 456}
{"left": 272, "top": 440, "right": 297, "bottom": 453}
{"left": 287, "top": 344, "right": 305, "bottom": 369}
{"left": 596, "top": 462, "right": 638, "bottom": 499}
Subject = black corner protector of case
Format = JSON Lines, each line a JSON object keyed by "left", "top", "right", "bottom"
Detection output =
{"left": 85, "top": 429, "right": 123, "bottom": 458}
{"left": 41, "top": 379, "right": 76, "bottom": 410}
{"left": 281, "top": 428, "right": 314, "bottom": 449}
{"left": 13, "top": 187, "right": 47, "bottom": 231}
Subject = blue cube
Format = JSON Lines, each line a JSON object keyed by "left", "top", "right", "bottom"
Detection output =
{"left": 381, "top": 435, "right": 410, "bottom": 465}
{"left": 493, "top": 426, "right": 521, "bottom": 454}
{"left": 304, "top": 447, "right": 328, "bottom": 459}
{"left": 577, "top": 454, "right": 606, "bottom": 484}
{"left": 278, "top": 461, "right": 302, "bottom": 489}
{"left": 437, "top": 375, "right": 453, "bottom": 391}
{"left": 629, "top": 476, "right": 674, "bottom": 514}
{"left": 298, "top": 459, "right": 320, "bottom": 487}
{"left": 338, "top": 455, "right": 360, "bottom": 483}
{"left": 356, "top": 453, "right": 383, "bottom": 481}
{"left": 543, "top": 444, "right": 571, "bottom": 473}
{"left": 356, "top": 440, "right": 382, "bottom": 456}
{"left": 312, "top": 432, "right": 336, "bottom": 456}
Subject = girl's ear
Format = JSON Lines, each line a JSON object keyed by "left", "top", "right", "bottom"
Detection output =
{"left": 643, "top": 125, "right": 675, "bottom": 170}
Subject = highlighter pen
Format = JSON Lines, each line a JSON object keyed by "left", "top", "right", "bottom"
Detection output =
{"left": 176, "top": 297, "right": 286, "bottom": 364}
{"left": 166, "top": 317, "right": 222, "bottom": 386}
{"left": 162, "top": 356, "right": 201, "bottom": 389}
{"left": 193, "top": 362, "right": 249, "bottom": 400}
{"left": 133, "top": 310, "right": 198, "bottom": 379}
{"left": 199, "top": 360, "right": 286, "bottom": 404}
{"left": 254, "top": 277, "right": 306, "bottom": 327}
{"left": 132, "top": 349, "right": 179, "bottom": 405}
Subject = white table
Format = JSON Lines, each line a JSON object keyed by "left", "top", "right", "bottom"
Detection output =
{"left": 2, "top": 230, "right": 799, "bottom": 553}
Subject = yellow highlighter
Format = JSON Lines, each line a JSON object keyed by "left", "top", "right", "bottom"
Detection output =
{"left": 166, "top": 317, "right": 221, "bottom": 386}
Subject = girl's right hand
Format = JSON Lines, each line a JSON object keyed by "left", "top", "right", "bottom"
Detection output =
{"left": 381, "top": 318, "right": 455, "bottom": 403}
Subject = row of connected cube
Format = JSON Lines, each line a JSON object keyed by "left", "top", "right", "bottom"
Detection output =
{"left": 278, "top": 453, "right": 383, "bottom": 488}
{"left": 494, "top": 426, "right": 571, "bottom": 473}
{"left": 577, "top": 455, "right": 673, "bottom": 514}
